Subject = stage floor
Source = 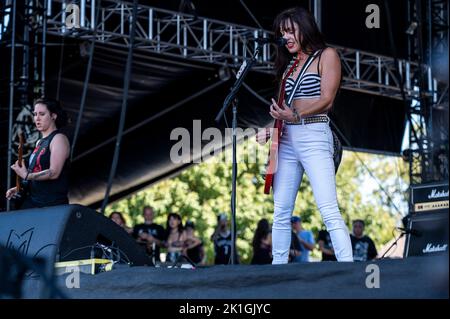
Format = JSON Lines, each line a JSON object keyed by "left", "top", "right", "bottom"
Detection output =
{"left": 23, "top": 255, "right": 448, "bottom": 299}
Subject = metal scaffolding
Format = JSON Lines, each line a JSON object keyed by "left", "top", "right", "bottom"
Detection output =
{"left": 1, "top": 0, "right": 438, "bottom": 101}
{"left": 40, "top": 0, "right": 437, "bottom": 101}
{"left": 1, "top": 0, "right": 47, "bottom": 211}
{"left": 406, "top": 0, "right": 449, "bottom": 187}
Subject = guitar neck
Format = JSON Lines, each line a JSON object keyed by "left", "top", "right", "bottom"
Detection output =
{"left": 16, "top": 133, "right": 24, "bottom": 190}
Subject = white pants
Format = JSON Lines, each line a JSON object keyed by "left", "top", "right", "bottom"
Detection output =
{"left": 272, "top": 120, "right": 353, "bottom": 264}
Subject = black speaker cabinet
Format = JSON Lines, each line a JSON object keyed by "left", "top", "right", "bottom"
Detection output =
{"left": 411, "top": 182, "right": 449, "bottom": 213}
{"left": 0, "top": 204, "right": 151, "bottom": 266}
{"left": 404, "top": 210, "right": 449, "bottom": 258}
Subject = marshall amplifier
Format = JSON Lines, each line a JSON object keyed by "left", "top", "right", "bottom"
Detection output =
{"left": 411, "top": 182, "right": 449, "bottom": 213}
{"left": 405, "top": 182, "right": 448, "bottom": 258}
{"left": 404, "top": 211, "right": 449, "bottom": 258}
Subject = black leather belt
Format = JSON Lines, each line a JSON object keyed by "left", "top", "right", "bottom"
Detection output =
{"left": 285, "top": 115, "right": 329, "bottom": 125}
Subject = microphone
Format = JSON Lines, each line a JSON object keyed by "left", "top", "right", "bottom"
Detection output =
{"left": 253, "top": 37, "right": 287, "bottom": 47}
{"left": 397, "top": 227, "right": 422, "bottom": 237}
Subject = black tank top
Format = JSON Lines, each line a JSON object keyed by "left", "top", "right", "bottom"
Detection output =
{"left": 28, "top": 130, "right": 70, "bottom": 207}
{"left": 251, "top": 242, "right": 272, "bottom": 265}
{"left": 186, "top": 242, "right": 203, "bottom": 264}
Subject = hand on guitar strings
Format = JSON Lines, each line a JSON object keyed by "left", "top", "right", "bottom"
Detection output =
{"left": 11, "top": 159, "right": 27, "bottom": 179}
{"left": 269, "top": 98, "right": 296, "bottom": 122}
{"left": 6, "top": 187, "right": 18, "bottom": 200}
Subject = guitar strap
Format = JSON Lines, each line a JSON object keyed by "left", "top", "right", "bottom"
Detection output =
{"left": 27, "top": 130, "right": 59, "bottom": 174}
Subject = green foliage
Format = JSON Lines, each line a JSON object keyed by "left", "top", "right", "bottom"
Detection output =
{"left": 106, "top": 139, "right": 408, "bottom": 264}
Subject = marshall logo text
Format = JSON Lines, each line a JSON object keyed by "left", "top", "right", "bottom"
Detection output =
{"left": 428, "top": 189, "right": 449, "bottom": 200}
{"left": 422, "top": 243, "right": 448, "bottom": 254}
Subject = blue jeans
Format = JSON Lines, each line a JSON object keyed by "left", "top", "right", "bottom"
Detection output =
{"left": 272, "top": 119, "right": 353, "bottom": 264}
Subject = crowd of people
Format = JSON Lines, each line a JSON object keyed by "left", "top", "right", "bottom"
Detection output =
{"left": 251, "top": 215, "right": 378, "bottom": 265}
{"left": 109, "top": 206, "right": 378, "bottom": 266}
{"left": 110, "top": 206, "right": 213, "bottom": 266}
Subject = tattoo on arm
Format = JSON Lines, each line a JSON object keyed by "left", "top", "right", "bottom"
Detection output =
{"left": 29, "top": 169, "right": 54, "bottom": 180}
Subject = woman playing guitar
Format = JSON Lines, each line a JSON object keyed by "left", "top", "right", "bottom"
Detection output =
{"left": 257, "top": 7, "right": 353, "bottom": 264}
{"left": 6, "top": 98, "right": 70, "bottom": 209}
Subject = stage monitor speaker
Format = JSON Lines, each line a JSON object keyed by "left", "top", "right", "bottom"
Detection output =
{"left": 0, "top": 204, "right": 151, "bottom": 267}
{"left": 404, "top": 210, "right": 449, "bottom": 258}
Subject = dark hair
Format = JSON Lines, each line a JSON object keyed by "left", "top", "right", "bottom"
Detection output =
{"left": 217, "top": 213, "right": 227, "bottom": 224}
{"left": 109, "top": 211, "right": 127, "bottom": 225}
{"left": 353, "top": 219, "right": 365, "bottom": 227}
{"left": 143, "top": 206, "right": 153, "bottom": 214}
{"left": 34, "top": 97, "right": 68, "bottom": 129}
{"left": 185, "top": 220, "right": 195, "bottom": 229}
{"left": 166, "top": 212, "right": 184, "bottom": 236}
{"left": 252, "top": 219, "right": 271, "bottom": 249}
{"left": 273, "top": 7, "right": 327, "bottom": 81}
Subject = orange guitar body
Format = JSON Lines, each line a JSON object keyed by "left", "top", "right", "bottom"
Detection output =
{"left": 263, "top": 118, "right": 283, "bottom": 194}
{"left": 264, "top": 58, "right": 300, "bottom": 194}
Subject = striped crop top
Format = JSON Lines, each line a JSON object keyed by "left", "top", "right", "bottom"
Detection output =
{"left": 284, "top": 51, "right": 323, "bottom": 100}
{"left": 285, "top": 73, "right": 321, "bottom": 100}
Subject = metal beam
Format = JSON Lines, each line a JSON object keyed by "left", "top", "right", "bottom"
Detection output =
{"left": 406, "top": 0, "right": 448, "bottom": 186}
{"left": 41, "top": 0, "right": 437, "bottom": 101}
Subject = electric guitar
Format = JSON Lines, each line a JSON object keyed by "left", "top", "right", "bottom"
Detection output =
{"left": 16, "top": 133, "right": 24, "bottom": 190}
{"left": 263, "top": 50, "right": 322, "bottom": 194}
{"left": 11, "top": 132, "right": 27, "bottom": 209}
{"left": 263, "top": 58, "right": 300, "bottom": 194}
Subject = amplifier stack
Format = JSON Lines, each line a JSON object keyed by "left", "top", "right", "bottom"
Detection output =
{"left": 404, "top": 182, "right": 449, "bottom": 258}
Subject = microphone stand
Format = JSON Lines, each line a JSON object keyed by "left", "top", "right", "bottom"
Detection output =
{"left": 215, "top": 43, "right": 263, "bottom": 265}
{"left": 380, "top": 231, "right": 406, "bottom": 259}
